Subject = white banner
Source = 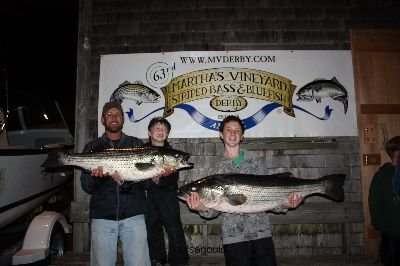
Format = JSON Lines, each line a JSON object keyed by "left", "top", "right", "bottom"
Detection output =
{"left": 99, "top": 51, "right": 357, "bottom": 138}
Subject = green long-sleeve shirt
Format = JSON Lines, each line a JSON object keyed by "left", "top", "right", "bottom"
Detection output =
{"left": 368, "top": 163, "right": 400, "bottom": 237}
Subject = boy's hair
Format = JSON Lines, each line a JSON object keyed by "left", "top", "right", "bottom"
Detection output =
{"left": 102, "top": 101, "right": 123, "bottom": 116}
{"left": 385, "top": 136, "right": 400, "bottom": 159}
{"left": 148, "top": 116, "right": 171, "bottom": 133}
{"left": 219, "top": 115, "right": 245, "bottom": 133}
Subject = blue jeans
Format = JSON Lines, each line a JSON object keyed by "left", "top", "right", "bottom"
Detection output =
{"left": 91, "top": 215, "right": 150, "bottom": 266}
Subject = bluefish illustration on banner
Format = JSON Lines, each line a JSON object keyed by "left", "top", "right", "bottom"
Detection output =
{"left": 98, "top": 51, "right": 357, "bottom": 138}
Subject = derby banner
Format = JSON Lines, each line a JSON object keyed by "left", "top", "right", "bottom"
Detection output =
{"left": 98, "top": 51, "right": 357, "bottom": 138}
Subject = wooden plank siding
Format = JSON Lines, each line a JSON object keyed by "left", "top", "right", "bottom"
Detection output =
{"left": 73, "top": 0, "right": 400, "bottom": 259}
{"left": 71, "top": 201, "right": 363, "bottom": 225}
{"left": 351, "top": 29, "right": 400, "bottom": 258}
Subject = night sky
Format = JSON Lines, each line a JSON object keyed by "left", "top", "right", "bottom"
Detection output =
{"left": 0, "top": 0, "right": 79, "bottom": 131}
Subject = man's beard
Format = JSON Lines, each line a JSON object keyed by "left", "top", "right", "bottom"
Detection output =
{"left": 105, "top": 123, "right": 123, "bottom": 133}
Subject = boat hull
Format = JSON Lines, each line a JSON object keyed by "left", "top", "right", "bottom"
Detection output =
{"left": 0, "top": 149, "right": 72, "bottom": 229}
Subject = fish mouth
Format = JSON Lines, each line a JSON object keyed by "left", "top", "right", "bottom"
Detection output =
{"left": 179, "top": 154, "right": 193, "bottom": 168}
{"left": 148, "top": 94, "right": 161, "bottom": 102}
{"left": 180, "top": 159, "right": 193, "bottom": 168}
{"left": 176, "top": 189, "right": 190, "bottom": 201}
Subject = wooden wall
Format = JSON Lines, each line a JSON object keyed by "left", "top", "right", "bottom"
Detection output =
{"left": 351, "top": 30, "right": 400, "bottom": 258}
{"left": 72, "top": 0, "right": 400, "bottom": 258}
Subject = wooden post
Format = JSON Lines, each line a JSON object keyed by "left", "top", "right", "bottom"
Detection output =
{"left": 72, "top": 0, "right": 93, "bottom": 252}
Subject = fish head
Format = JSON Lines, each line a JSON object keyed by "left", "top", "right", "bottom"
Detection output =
{"left": 158, "top": 147, "right": 193, "bottom": 169}
{"left": 144, "top": 90, "right": 161, "bottom": 103}
{"left": 177, "top": 175, "right": 225, "bottom": 208}
{"left": 296, "top": 86, "right": 314, "bottom": 101}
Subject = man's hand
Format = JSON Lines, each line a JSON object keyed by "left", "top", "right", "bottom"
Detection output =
{"left": 110, "top": 171, "right": 123, "bottom": 184}
{"left": 90, "top": 166, "right": 108, "bottom": 177}
{"left": 91, "top": 167, "right": 123, "bottom": 184}
{"left": 187, "top": 192, "right": 208, "bottom": 212}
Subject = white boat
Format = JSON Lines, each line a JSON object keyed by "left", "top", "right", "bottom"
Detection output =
{"left": 0, "top": 102, "right": 73, "bottom": 230}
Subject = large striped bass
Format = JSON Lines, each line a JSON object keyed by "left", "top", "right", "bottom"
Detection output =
{"left": 42, "top": 146, "right": 192, "bottom": 182}
{"left": 177, "top": 173, "right": 345, "bottom": 213}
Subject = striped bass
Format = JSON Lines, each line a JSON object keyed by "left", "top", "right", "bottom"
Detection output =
{"left": 42, "top": 146, "right": 192, "bottom": 182}
{"left": 110, "top": 81, "right": 160, "bottom": 105}
{"left": 177, "top": 173, "right": 345, "bottom": 213}
{"left": 296, "top": 77, "right": 348, "bottom": 114}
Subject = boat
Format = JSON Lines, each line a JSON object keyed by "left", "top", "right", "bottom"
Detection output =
{"left": 0, "top": 101, "right": 74, "bottom": 230}
{"left": 0, "top": 68, "right": 74, "bottom": 264}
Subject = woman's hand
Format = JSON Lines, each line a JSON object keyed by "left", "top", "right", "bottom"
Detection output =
{"left": 151, "top": 166, "right": 177, "bottom": 184}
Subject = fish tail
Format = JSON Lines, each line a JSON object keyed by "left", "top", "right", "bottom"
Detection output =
{"left": 321, "top": 174, "right": 345, "bottom": 201}
{"left": 42, "top": 151, "right": 68, "bottom": 169}
{"left": 109, "top": 89, "right": 123, "bottom": 103}
{"left": 344, "top": 98, "right": 348, "bottom": 114}
{"left": 109, "top": 95, "right": 123, "bottom": 103}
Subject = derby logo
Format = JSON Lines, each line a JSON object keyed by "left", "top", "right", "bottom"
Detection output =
{"left": 161, "top": 67, "right": 296, "bottom": 117}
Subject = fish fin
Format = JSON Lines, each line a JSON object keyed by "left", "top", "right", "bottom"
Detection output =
{"left": 313, "top": 78, "right": 326, "bottom": 82}
{"left": 274, "top": 172, "right": 295, "bottom": 178}
{"left": 271, "top": 207, "right": 288, "bottom": 213}
{"left": 331, "top": 77, "right": 343, "bottom": 86}
{"left": 119, "top": 80, "right": 131, "bottom": 87}
{"left": 332, "top": 95, "right": 348, "bottom": 114}
{"left": 226, "top": 194, "right": 247, "bottom": 206}
{"left": 109, "top": 91, "right": 123, "bottom": 103}
{"left": 321, "top": 174, "right": 346, "bottom": 201}
{"left": 109, "top": 96, "right": 121, "bottom": 102}
{"left": 135, "top": 162, "right": 155, "bottom": 171}
{"left": 87, "top": 140, "right": 113, "bottom": 152}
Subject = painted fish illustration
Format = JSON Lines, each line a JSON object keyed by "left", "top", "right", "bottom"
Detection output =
{"left": 296, "top": 77, "right": 348, "bottom": 114}
{"left": 177, "top": 173, "right": 345, "bottom": 214}
{"left": 110, "top": 81, "right": 161, "bottom": 105}
{"left": 42, "top": 146, "right": 192, "bottom": 182}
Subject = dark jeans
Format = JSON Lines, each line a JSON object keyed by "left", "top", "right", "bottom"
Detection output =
{"left": 146, "top": 186, "right": 189, "bottom": 265}
{"left": 223, "top": 237, "right": 277, "bottom": 266}
{"left": 380, "top": 233, "right": 400, "bottom": 266}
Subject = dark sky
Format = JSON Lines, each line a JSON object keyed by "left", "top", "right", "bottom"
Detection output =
{"left": 0, "top": 0, "right": 78, "bottom": 131}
